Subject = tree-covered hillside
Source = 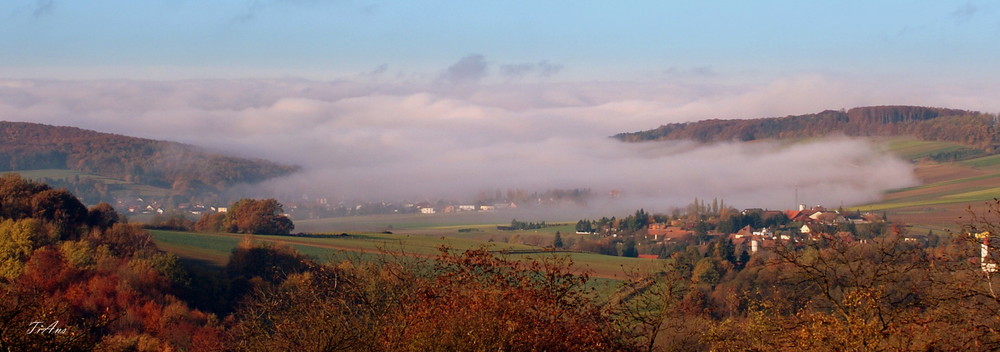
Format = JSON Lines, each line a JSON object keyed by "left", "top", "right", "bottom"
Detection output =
{"left": 0, "top": 121, "right": 299, "bottom": 192}
{"left": 615, "top": 105, "right": 999, "bottom": 153}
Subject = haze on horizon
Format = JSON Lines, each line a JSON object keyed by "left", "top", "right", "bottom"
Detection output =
{"left": 2, "top": 1, "right": 999, "bottom": 214}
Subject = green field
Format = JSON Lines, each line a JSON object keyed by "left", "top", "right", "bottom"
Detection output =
{"left": 961, "top": 154, "right": 1000, "bottom": 168}
{"left": 150, "top": 229, "right": 651, "bottom": 279}
{"left": 9, "top": 168, "right": 173, "bottom": 198}
{"left": 294, "top": 211, "right": 572, "bottom": 232}
{"left": 851, "top": 138, "right": 1000, "bottom": 230}
{"left": 884, "top": 138, "right": 972, "bottom": 160}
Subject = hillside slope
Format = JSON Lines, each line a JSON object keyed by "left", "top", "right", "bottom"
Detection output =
{"left": 615, "top": 105, "right": 999, "bottom": 153}
{"left": 0, "top": 121, "right": 299, "bottom": 192}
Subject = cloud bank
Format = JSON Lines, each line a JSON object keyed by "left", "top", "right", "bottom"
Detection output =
{"left": 5, "top": 71, "right": 996, "bottom": 215}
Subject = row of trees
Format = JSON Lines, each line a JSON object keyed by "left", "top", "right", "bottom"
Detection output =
{"left": 506, "top": 219, "right": 546, "bottom": 230}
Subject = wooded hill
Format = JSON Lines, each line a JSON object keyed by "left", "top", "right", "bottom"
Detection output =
{"left": 615, "top": 105, "right": 1000, "bottom": 153}
{"left": 0, "top": 121, "right": 298, "bottom": 192}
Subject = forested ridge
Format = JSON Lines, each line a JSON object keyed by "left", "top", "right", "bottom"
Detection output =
{"left": 0, "top": 121, "right": 298, "bottom": 192}
{"left": 615, "top": 105, "right": 1000, "bottom": 153}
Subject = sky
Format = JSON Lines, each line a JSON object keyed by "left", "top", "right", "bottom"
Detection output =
{"left": 2, "top": 1, "right": 999, "bottom": 82}
{"left": 1, "top": 1, "right": 998, "bottom": 214}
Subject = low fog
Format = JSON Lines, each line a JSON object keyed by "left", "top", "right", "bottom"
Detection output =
{"left": 4, "top": 68, "right": 992, "bottom": 214}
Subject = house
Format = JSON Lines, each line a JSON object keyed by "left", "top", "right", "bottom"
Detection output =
{"left": 479, "top": 205, "right": 495, "bottom": 212}
{"left": 752, "top": 227, "right": 773, "bottom": 238}
{"left": 810, "top": 211, "right": 844, "bottom": 224}
{"left": 458, "top": 205, "right": 477, "bottom": 212}
{"left": 784, "top": 210, "right": 803, "bottom": 222}
{"left": 647, "top": 223, "right": 693, "bottom": 241}
{"left": 734, "top": 225, "right": 753, "bottom": 239}
{"left": 419, "top": 207, "right": 436, "bottom": 214}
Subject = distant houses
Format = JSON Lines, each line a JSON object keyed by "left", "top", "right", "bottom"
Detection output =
{"left": 647, "top": 223, "right": 693, "bottom": 241}
{"left": 410, "top": 202, "right": 512, "bottom": 215}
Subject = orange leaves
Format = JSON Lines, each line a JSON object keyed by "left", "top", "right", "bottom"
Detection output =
{"left": 383, "top": 247, "right": 625, "bottom": 351}
{"left": 226, "top": 246, "right": 630, "bottom": 351}
{"left": 225, "top": 198, "right": 294, "bottom": 235}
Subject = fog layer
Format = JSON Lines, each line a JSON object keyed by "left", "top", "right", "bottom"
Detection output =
{"left": 0, "top": 74, "right": 949, "bottom": 212}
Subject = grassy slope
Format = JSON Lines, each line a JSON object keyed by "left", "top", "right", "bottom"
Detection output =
{"left": 9, "top": 169, "right": 173, "bottom": 198}
{"left": 856, "top": 137, "right": 1000, "bottom": 232}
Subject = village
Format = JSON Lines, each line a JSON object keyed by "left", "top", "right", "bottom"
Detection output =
{"left": 646, "top": 205, "right": 893, "bottom": 253}
{"left": 561, "top": 202, "right": 927, "bottom": 260}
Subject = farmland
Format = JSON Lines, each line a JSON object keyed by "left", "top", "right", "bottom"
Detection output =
{"left": 854, "top": 137, "right": 1000, "bottom": 232}
{"left": 10, "top": 168, "right": 173, "bottom": 198}
{"left": 150, "top": 228, "right": 651, "bottom": 280}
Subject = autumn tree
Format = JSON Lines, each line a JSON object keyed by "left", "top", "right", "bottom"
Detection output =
{"left": 0, "top": 218, "right": 46, "bottom": 281}
{"left": 0, "top": 173, "right": 50, "bottom": 220}
{"left": 228, "top": 259, "right": 410, "bottom": 351}
{"left": 612, "top": 262, "right": 710, "bottom": 351}
{"left": 194, "top": 211, "right": 226, "bottom": 233}
{"left": 382, "top": 247, "right": 631, "bottom": 351}
{"left": 30, "top": 189, "right": 88, "bottom": 240}
{"left": 225, "top": 198, "right": 294, "bottom": 235}
{"left": 86, "top": 202, "right": 120, "bottom": 231}
{"left": 0, "top": 176, "right": 225, "bottom": 351}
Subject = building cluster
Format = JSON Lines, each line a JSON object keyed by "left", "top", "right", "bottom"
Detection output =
{"left": 116, "top": 197, "right": 227, "bottom": 216}
{"left": 415, "top": 202, "right": 516, "bottom": 214}
{"left": 633, "top": 205, "right": 889, "bottom": 255}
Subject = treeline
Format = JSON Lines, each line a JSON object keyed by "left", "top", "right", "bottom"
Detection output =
{"left": 475, "top": 188, "right": 593, "bottom": 206}
{"left": 0, "top": 121, "right": 299, "bottom": 193}
{"left": 615, "top": 105, "right": 1000, "bottom": 153}
{"left": 503, "top": 219, "right": 547, "bottom": 230}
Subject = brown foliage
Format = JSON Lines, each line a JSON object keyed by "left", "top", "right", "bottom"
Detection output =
{"left": 225, "top": 198, "right": 294, "bottom": 235}
{"left": 194, "top": 212, "right": 226, "bottom": 233}
{"left": 228, "top": 247, "right": 633, "bottom": 351}
{"left": 0, "top": 177, "right": 225, "bottom": 351}
{"left": 31, "top": 188, "right": 88, "bottom": 239}
{"left": 86, "top": 202, "right": 120, "bottom": 231}
{"left": 385, "top": 247, "right": 628, "bottom": 351}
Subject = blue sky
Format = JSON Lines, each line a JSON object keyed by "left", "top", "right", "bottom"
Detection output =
{"left": 2, "top": 1, "right": 998, "bottom": 82}
{"left": 0, "top": 1, "right": 995, "bottom": 208}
